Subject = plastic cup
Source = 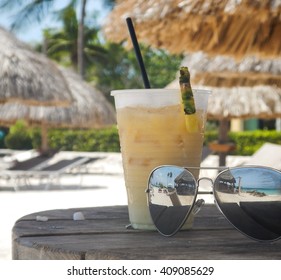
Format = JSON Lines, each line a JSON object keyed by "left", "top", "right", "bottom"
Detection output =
{"left": 111, "top": 88, "right": 211, "bottom": 229}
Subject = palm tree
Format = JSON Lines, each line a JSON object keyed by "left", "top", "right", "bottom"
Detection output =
{"left": 78, "top": 0, "right": 86, "bottom": 77}
{"left": 43, "top": 5, "right": 107, "bottom": 74}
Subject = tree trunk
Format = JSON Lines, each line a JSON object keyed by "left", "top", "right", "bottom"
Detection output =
{"left": 218, "top": 119, "right": 229, "bottom": 166}
{"left": 41, "top": 123, "right": 49, "bottom": 153}
{"left": 77, "top": 0, "right": 87, "bottom": 78}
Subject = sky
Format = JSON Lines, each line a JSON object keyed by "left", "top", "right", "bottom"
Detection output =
{"left": 0, "top": 0, "right": 110, "bottom": 44}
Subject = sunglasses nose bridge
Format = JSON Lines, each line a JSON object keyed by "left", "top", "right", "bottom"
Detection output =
{"left": 197, "top": 177, "right": 214, "bottom": 188}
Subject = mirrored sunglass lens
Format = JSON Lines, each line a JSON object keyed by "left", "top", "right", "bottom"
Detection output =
{"left": 147, "top": 166, "right": 197, "bottom": 236}
{"left": 214, "top": 167, "right": 281, "bottom": 241}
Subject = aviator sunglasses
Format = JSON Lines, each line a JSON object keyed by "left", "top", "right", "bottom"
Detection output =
{"left": 146, "top": 165, "right": 281, "bottom": 242}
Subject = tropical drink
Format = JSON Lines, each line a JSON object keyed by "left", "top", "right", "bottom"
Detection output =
{"left": 111, "top": 87, "right": 211, "bottom": 229}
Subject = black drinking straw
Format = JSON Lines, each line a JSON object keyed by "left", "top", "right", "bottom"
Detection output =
{"left": 126, "top": 17, "right": 151, "bottom": 89}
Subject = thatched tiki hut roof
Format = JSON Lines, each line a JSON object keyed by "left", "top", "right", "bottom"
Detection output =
{"left": 180, "top": 52, "right": 281, "bottom": 88}
{"left": 0, "top": 27, "right": 73, "bottom": 106}
{"left": 0, "top": 68, "right": 116, "bottom": 127}
{"left": 103, "top": 0, "right": 281, "bottom": 58}
{"left": 166, "top": 82, "right": 281, "bottom": 120}
{"left": 27, "top": 68, "right": 116, "bottom": 129}
{"left": 167, "top": 52, "right": 281, "bottom": 120}
{"left": 205, "top": 85, "right": 281, "bottom": 120}
{"left": 0, "top": 68, "right": 116, "bottom": 150}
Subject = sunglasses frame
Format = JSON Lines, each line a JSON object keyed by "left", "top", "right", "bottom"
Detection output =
{"left": 146, "top": 164, "right": 281, "bottom": 242}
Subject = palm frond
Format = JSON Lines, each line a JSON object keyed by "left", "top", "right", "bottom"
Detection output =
{"left": 10, "top": 0, "right": 54, "bottom": 30}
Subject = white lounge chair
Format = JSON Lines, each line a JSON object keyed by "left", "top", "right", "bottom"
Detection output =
{"left": 0, "top": 153, "right": 54, "bottom": 189}
{"left": 244, "top": 142, "right": 281, "bottom": 170}
{"left": 29, "top": 156, "right": 90, "bottom": 188}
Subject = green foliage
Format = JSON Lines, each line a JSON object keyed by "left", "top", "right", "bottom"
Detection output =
{"left": 4, "top": 123, "right": 281, "bottom": 155}
{"left": 143, "top": 46, "right": 184, "bottom": 89}
{"left": 4, "top": 121, "right": 33, "bottom": 150}
{"left": 229, "top": 130, "right": 281, "bottom": 155}
{"left": 42, "top": 5, "right": 107, "bottom": 69}
{"left": 4, "top": 123, "right": 120, "bottom": 152}
{"left": 29, "top": 128, "right": 43, "bottom": 150}
{"left": 48, "top": 126, "right": 120, "bottom": 152}
{"left": 204, "top": 131, "right": 218, "bottom": 145}
{"left": 88, "top": 42, "right": 140, "bottom": 101}
{"left": 205, "top": 130, "right": 281, "bottom": 156}
{"left": 89, "top": 42, "right": 183, "bottom": 103}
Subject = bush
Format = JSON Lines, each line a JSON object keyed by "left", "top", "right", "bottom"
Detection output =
{"left": 229, "top": 130, "right": 281, "bottom": 155}
{"left": 48, "top": 126, "right": 120, "bottom": 152}
{"left": 4, "top": 121, "right": 33, "bottom": 150}
{"left": 205, "top": 130, "right": 281, "bottom": 156}
{"left": 3, "top": 122, "right": 120, "bottom": 152}
{"left": 4, "top": 121, "right": 281, "bottom": 156}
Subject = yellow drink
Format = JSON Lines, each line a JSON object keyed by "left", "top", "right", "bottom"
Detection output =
{"left": 112, "top": 89, "right": 211, "bottom": 229}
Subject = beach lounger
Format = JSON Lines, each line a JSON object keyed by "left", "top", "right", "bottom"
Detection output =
{"left": 70, "top": 157, "right": 103, "bottom": 174}
{"left": 0, "top": 154, "right": 54, "bottom": 188}
{"left": 8, "top": 154, "right": 52, "bottom": 171}
{"left": 243, "top": 142, "right": 281, "bottom": 170}
{"left": 2, "top": 149, "right": 39, "bottom": 166}
{"left": 30, "top": 156, "right": 90, "bottom": 188}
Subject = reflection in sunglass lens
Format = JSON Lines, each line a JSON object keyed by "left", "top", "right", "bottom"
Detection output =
{"left": 214, "top": 167, "right": 281, "bottom": 241}
{"left": 147, "top": 166, "right": 197, "bottom": 236}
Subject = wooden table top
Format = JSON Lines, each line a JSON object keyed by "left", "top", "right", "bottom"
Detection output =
{"left": 12, "top": 205, "right": 281, "bottom": 260}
